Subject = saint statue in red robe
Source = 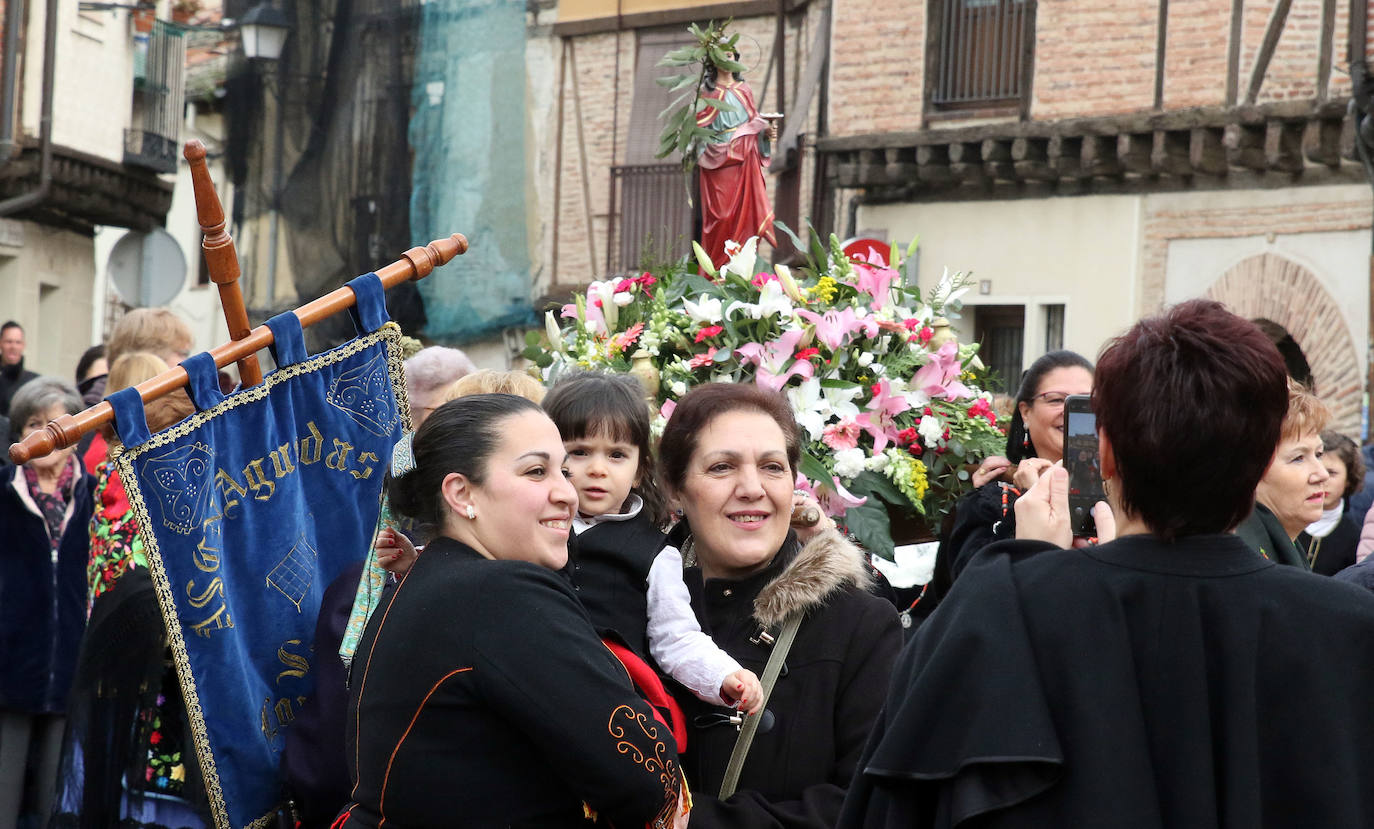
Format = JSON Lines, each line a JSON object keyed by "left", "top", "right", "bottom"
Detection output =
{"left": 696, "top": 64, "right": 777, "bottom": 269}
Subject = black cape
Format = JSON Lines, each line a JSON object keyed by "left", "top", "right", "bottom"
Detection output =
{"left": 840, "top": 533, "right": 1374, "bottom": 828}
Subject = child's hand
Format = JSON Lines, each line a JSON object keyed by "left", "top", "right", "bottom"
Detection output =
{"left": 721, "top": 669, "right": 764, "bottom": 716}
{"left": 376, "top": 527, "right": 419, "bottom": 575}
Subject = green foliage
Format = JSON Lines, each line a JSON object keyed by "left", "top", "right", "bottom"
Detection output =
{"left": 655, "top": 20, "right": 746, "bottom": 176}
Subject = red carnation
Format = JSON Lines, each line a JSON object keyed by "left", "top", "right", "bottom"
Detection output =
{"left": 695, "top": 325, "right": 724, "bottom": 343}
{"left": 795, "top": 347, "right": 821, "bottom": 361}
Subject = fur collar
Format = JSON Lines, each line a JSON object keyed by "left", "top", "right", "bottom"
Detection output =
{"left": 753, "top": 528, "right": 872, "bottom": 627}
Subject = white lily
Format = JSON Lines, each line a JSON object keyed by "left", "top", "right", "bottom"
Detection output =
{"left": 726, "top": 279, "right": 793, "bottom": 321}
{"left": 932, "top": 267, "right": 971, "bottom": 309}
{"left": 774, "top": 263, "right": 805, "bottom": 302}
{"left": 683, "top": 294, "right": 723, "bottom": 324}
{"left": 720, "top": 237, "right": 759, "bottom": 281}
{"left": 592, "top": 280, "right": 619, "bottom": 330}
{"left": 544, "top": 310, "right": 563, "bottom": 352}
{"left": 692, "top": 240, "right": 718, "bottom": 277}
{"left": 822, "top": 382, "right": 862, "bottom": 422}
{"left": 787, "top": 378, "right": 830, "bottom": 440}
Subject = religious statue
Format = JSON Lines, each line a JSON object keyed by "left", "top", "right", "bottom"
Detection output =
{"left": 695, "top": 56, "right": 778, "bottom": 269}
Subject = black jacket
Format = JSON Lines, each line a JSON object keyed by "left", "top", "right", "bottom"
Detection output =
{"left": 0, "top": 460, "right": 94, "bottom": 713}
{"left": 677, "top": 529, "right": 902, "bottom": 828}
{"left": 566, "top": 511, "right": 666, "bottom": 658}
{"left": 342, "top": 537, "right": 683, "bottom": 829}
{"left": 1296, "top": 504, "right": 1361, "bottom": 576}
{"left": 0, "top": 357, "right": 36, "bottom": 417}
{"left": 841, "top": 534, "right": 1374, "bottom": 828}
{"left": 1234, "top": 502, "right": 1307, "bottom": 568}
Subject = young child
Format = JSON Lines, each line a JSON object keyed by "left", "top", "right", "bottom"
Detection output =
{"left": 542, "top": 371, "right": 762, "bottom": 714}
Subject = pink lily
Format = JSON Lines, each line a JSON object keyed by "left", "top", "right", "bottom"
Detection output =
{"left": 796, "top": 307, "right": 879, "bottom": 351}
{"left": 796, "top": 473, "right": 869, "bottom": 518}
{"left": 911, "top": 341, "right": 973, "bottom": 400}
{"left": 851, "top": 262, "right": 902, "bottom": 310}
{"left": 856, "top": 379, "right": 911, "bottom": 451}
{"left": 736, "top": 330, "right": 815, "bottom": 392}
{"left": 660, "top": 399, "right": 677, "bottom": 421}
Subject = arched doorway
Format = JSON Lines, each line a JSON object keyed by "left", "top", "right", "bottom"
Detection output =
{"left": 1252, "top": 318, "right": 1314, "bottom": 389}
{"left": 1203, "top": 253, "right": 1361, "bottom": 436}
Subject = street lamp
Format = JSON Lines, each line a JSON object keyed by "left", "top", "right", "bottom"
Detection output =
{"left": 239, "top": 1, "right": 291, "bottom": 62}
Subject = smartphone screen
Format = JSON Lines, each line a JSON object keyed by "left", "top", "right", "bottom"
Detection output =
{"left": 1063, "top": 395, "right": 1104, "bottom": 536}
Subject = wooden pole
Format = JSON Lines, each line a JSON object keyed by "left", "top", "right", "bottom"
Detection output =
{"left": 184, "top": 139, "right": 264, "bottom": 388}
{"left": 8, "top": 234, "right": 468, "bottom": 465}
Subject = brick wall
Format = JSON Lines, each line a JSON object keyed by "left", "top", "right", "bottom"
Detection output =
{"left": 1032, "top": 0, "right": 1158, "bottom": 118}
{"left": 1161, "top": 0, "right": 1230, "bottom": 108}
{"left": 1204, "top": 252, "right": 1363, "bottom": 435}
{"left": 828, "top": 0, "right": 923, "bottom": 137}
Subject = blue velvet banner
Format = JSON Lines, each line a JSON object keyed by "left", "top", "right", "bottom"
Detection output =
{"left": 114, "top": 310, "right": 407, "bottom": 829}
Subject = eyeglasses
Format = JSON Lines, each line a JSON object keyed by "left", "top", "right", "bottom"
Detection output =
{"left": 1029, "top": 392, "right": 1071, "bottom": 409}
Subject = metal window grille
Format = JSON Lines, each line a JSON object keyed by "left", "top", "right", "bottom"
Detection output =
{"left": 932, "top": 0, "right": 1033, "bottom": 107}
{"left": 974, "top": 304, "right": 1025, "bottom": 393}
{"left": 610, "top": 164, "right": 694, "bottom": 274}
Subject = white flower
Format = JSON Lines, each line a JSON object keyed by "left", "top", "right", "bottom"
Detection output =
{"left": 788, "top": 378, "right": 829, "bottom": 441}
{"left": 871, "top": 363, "right": 886, "bottom": 376}
{"left": 866, "top": 452, "right": 891, "bottom": 473}
{"left": 918, "top": 415, "right": 943, "bottom": 446}
{"left": 671, "top": 380, "right": 687, "bottom": 396}
{"left": 544, "top": 310, "right": 563, "bottom": 352}
{"left": 857, "top": 351, "right": 874, "bottom": 368}
{"left": 823, "top": 383, "right": 862, "bottom": 422}
{"left": 726, "top": 280, "right": 793, "bottom": 321}
{"left": 720, "top": 237, "right": 759, "bottom": 281}
{"left": 612, "top": 291, "right": 635, "bottom": 307}
{"left": 833, "top": 447, "right": 868, "bottom": 479}
{"left": 683, "top": 294, "right": 723, "bottom": 324}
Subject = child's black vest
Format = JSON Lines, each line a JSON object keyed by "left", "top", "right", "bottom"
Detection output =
{"left": 565, "top": 513, "right": 666, "bottom": 660}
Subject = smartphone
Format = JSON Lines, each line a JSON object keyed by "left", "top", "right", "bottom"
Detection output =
{"left": 1062, "top": 394, "right": 1104, "bottom": 537}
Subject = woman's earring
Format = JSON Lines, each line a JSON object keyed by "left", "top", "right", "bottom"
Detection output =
{"left": 1022, "top": 433, "right": 1029, "bottom": 450}
{"left": 673, "top": 508, "right": 684, "bottom": 519}
{"left": 465, "top": 505, "right": 476, "bottom": 520}
{"left": 1103, "top": 478, "right": 1113, "bottom": 500}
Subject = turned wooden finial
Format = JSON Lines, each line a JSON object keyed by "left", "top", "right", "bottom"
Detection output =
{"left": 185, "top": 139, "right": 263, "bottom": 387}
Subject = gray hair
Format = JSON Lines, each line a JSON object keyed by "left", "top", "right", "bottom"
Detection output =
{"left": 9, "top": 376, "right": 82, "bottom": 438}
{"left": 403, "top": 346, "right": 476, "bottom": 400}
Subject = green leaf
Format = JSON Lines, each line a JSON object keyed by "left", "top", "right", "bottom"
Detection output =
{"left": 799, "top": 453, "right": 832, "bottom": 485}
{"left": 659, "top": 46, "right": 700, "bottom": 63}
{"left": 848, "top": 470, "right": 907, "bottom": 506}
{"left": 523, "top": 330, "right": 541, "bottom": 346}
{"left": 842, "top": 499, "right": 895, "bottom": 561}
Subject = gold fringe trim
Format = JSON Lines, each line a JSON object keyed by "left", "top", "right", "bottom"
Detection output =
{"left": 117, "top": 323, "right": 409, "bottom": 829}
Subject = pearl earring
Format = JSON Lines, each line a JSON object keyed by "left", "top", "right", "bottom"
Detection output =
{"left": 465, "top": 505, "right": 476, "bottom": 520}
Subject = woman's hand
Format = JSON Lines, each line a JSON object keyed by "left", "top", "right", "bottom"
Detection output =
{"left": 973, "top": 455, "right": 1013, "bottom": 488}
{"left": 1014, "top": 464, "right": 1074, "bottom": 548}
{"left": 375, "top": 527, "right": 418, "bottom": 575}
{"left": 1012, "top": 457, "right": 1053, "bottom": 491}
{"left": 790, "top": 491, "right": 835, "bottom": 543}
{"left": 1071, "top": 502, "right": 1117, "bottom": 547}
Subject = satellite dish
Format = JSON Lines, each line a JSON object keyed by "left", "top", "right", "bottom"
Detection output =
{"left": 108, "top": 228, "right": 187, "bottom": 308}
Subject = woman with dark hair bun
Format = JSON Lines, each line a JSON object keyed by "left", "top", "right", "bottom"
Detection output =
{"left": 338, "top": 394, "right": 687, "bottom": 828}
{"left": 842, "top": 299, "right": 1374, "bottom": 828}
{"left": 922, "top": 350, "right": 1093, "bottom": 609}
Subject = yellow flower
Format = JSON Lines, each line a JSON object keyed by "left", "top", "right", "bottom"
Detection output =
{"left": 810, "top": 276, "right": 839, "bottom": 303}
{"left": 909, "top": 459, "right": 929, "bottom": 501}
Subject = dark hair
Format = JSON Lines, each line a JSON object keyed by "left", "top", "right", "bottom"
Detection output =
{"left": 1321, "top": 430, "right": 1365, "bottom": 500}
{"left": 75, "top": 344, "right": 106, "bottom": 383}
{"left": 388, "top": 394, "right": 544, "bottom": 528}
{"left": 1005, "top": 350, "right": 1094, "bottom": 462}
{"left": 1094, "top": 299, "right": 1287, "bottom": 541}
{"left": 703, "top": 51, "right": 742, "bottom": 91}
{"left": 658, "top": 382, "right": 801, "bottom": 494}
{"left": 0, "top": 321, "right": 21, "bottom": 335}
{"left": 542, "top": 371, "right": 665, "bottom": 525}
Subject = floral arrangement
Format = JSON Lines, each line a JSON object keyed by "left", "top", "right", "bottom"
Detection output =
{"left": 525, "top": 231, "right": 1005, "bottom": 559}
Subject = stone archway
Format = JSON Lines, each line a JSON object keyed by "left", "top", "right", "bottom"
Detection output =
{"left": 1203, "top": 253, "right": 1361, "bottom": 436}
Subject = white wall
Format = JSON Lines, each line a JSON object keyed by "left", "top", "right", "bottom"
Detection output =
{"left": 0, "top": 221, "right": 97, "bottom": 378}
{"left": 858, "top": 193, "right": 1143, "bottom": 364}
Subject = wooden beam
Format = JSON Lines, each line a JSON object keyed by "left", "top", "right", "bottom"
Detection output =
{"left": 1012, "top": 137, "right": 1056, "bottom": 181}
{"left": 981, "top": 139, "right": 1016, "bottom": 180}
{"left": 551, "top": 0, "right": 796, "bottom": 36}
{"left": 1265, "top": 120, "right": 1305, "bottom": 172}
{"left": 948, "top": 142, "right": 987, "bottom": 184}
{"left": 1152, "top": 130, "right": 1193, "bottom": 176}
{"left": 916, "top": 145, "right": 954, "bottom": 184}
{"left": 1049, "top": 135, "right": 1084, "bottom": 178}
{"left": 884, "top": 148, "right": 917, "bottom": 183}
{"left": 1155, "top": 0, "right": 1169, "bottom": 109}
{"left": 1225, "top": 123, "right": 1268, "bottom": 170}
{"left": 1316, "top": 0, "right": 1337, "bottom": 100}
{"left": 1083, "top": 134, "right": 1122, "bottom": 177}
{"left": 1118, "top": 133, "right": 1154, "bottom": 174}
{"left": 1303, "top": 117, "right": 1344, "bottom": 166}
{"left": 1226, "top": 0, "right": 1244, "bottom": 106}
{"left": 1189, "top": 127, "right": 1229, "bottom": 175}
{"left": 857, "top": 150, "right": 887, "bottom": 186}
{"left": 1244, "top": 0, "right": 1294, "bottom": 105}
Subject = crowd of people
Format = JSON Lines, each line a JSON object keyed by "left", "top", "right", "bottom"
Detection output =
{"left": 5, "top": 298, "right": 1374, "bottom": 828}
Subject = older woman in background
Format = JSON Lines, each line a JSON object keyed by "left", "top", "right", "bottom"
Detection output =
{"left": 1235, "top": 379, "right": 1331, "bottom": 567}
{"left": 842, "top": 299, "right": 1374, "bottom": 828}
{"left": 0, "top": 378, "right": 92, "bottom": 828}
{"left": 1296, "top": 430, "right": 1363, "bottom": 574}
{"left": 659, "top": 382, "right": 900, "bottom": 828}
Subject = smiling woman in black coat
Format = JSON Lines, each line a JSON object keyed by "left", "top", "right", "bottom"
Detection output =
{"left": 338, "top": 395, "right": 687, "bottom": 828}
{"left": 658, "top": 383, "right": 901, "bottom": 829}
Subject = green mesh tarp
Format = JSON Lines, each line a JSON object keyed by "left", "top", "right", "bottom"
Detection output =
{"left": 409, "top": 0, "right": 537, "bottom": 342}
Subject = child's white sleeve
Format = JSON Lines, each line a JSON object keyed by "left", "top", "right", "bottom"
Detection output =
{"left": 646, "top": 546, "right": 742, "bottom": 705}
